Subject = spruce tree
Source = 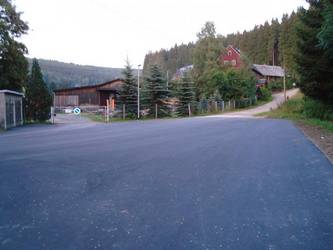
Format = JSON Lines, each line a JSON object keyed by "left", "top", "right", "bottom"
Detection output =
{"left": 318, "top": 0, "right": 333, "bottom": 59}
{"left": 25, "top": 59, "right": 52, "bottom": 121}
{"left": 296, "top": 0, "right": 333, "bottom": 105}
{"left": 120, "top": 60, "right": 137, "bottom": 117}
{"left": 143, "top": 65, "right": 170, "bottom": 117}
{"left": 176, "top": 74, "right": 195, "bottom": 116}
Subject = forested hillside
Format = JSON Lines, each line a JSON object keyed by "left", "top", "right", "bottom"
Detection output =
{"left": 26, "top": 58, "right": 128, "bottom": 90}
{"left": 143, "top": 11, "right": 299, "bottom": 78}
{"left": 143, "top": 43, "right": 195, "bottom": 76}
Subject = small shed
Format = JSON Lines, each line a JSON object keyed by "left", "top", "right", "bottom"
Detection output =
{"left": 54, "top": 79, "right": 124, "bottom": 107}
{"left": 0, "top": 90, "right": 24, "bottom": 130}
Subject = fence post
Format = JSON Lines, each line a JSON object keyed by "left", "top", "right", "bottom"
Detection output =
{"left": 51, "top": 107, "right": 55, "bottom": 124}
{"left": 188, "top": 103, "right": 191, "bottom": 117}
{"left": 122, "top": 104, "right": 125, "bottom": 120}
{"left": 155, "top": 103, "right": 158, "bottom": 119}
{"left": 222, "top": 101, "right": 224, "bottom": 112}
{"left": 106, "top": 106, "right": 110, "bottom": 123}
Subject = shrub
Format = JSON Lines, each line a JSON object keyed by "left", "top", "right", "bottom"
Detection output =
{"left": 257, "top": 87, "right": 272, "bottom": 101}
{"left": 269, "top": 80, "right": 283, "bottom": 91}
{"left": 269, "top": 79, "right": 294, "bottom": 92}
{"left": 303, "top": 98, "right": 333, "bottom": 121}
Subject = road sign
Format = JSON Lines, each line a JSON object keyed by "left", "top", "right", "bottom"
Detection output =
{"left": 73, "top": 107, "right": 81, "bottom": 115}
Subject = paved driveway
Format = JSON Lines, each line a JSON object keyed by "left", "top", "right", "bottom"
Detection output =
{"left": 0, "top": 117, "right": 332, "bottom": 249}
{"left": 53, "top": 113, "right": 95, "bottom": 124}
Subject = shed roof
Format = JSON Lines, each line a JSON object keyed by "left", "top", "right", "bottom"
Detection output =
{"left": 252, "top": 64, "right": 285, "bottom": 77}
{"left": 0, "top": 89, "right": 24, "bottom": 96}
{"left": 54, "top": 78, "right": 123, "bottom": 93}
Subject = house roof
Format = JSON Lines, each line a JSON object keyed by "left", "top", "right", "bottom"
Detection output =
{"left": 227, "top": 45, "right": 241, "bottom": 55}
{"left": 252, "top": 64, "right": 285, "bottom": 77}
{"left": 54, "top": 78, "right": 123, "bottom": 92}
{"left": 0, "top": 89, "right": 24, "bottom": 96}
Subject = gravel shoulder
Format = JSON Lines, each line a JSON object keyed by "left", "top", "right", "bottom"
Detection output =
{"left": 296, "top": 121, "right": 333, "bottom": 163}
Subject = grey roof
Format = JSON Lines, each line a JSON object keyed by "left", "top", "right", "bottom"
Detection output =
{"left": 252, "top": 64, "right": 285, "bottom": 77}
{"left": 0, "top": 89, "right": 24, "bottom": 96}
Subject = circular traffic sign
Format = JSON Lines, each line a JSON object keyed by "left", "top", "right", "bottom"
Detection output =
{"left": 73, "top": 107, "right": 81, "bottom": 115}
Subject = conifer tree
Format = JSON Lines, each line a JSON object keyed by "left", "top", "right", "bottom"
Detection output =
{"left": 175, "top": 74, "right": 195, "bottom": 116}
{"left": 296, "top": 0, "right": 333, "bottom": 105}
{"left": 143, "top": 65, "right": 170, "bottom": 117}
{"left": 25, "top": 59, "right": 52, "bottom": 121}
{"left": 120, "top": 59, "right": 137, "bottom": 117}
{"left": 318, "top": 0, "right": 333, "bottom": 59}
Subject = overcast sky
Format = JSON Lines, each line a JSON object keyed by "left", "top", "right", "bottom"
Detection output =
{"left": 15, "top": 0, "right": 308, "bottom": 68}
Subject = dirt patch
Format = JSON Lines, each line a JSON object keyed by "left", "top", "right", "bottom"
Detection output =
{"left": 295, "top": 121, "right": 333, "bottom": 164}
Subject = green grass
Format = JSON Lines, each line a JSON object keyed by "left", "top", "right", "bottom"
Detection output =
{"left": 81, "top": 113, "right": 107, "bottom": 123}
{"left": 257, "top": 93, "right": 333, "bottom": 133}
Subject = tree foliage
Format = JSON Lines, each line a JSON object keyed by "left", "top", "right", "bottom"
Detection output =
{"left": 120, "top": 59, "right": 138, "bottom": 116}
{"left": 201, "top": 66, "right": 256, "bottom": 101}
{"left": 296, "top": 0, "right": 333, "bottom": 105}
{"left": 143, "top": 14, "right": 301, "bottom": 96}
{"left": 143, "top": 65, "right": 170, "bottom": 117}
{"left": 25, "top": 59, "right": 52, "bottom": 121}
{"left": 175, "top": 74, "right": 195, "bottom": 116}
{"left": 193, "top": 22, "right": 225, "bottom": 97}
{"left": 0, "top": 0, "right": 29, "bottom": 91}
{"left": 317, "top": 0, "right": 333, "bottom": 59}
{"left": 143, "top": 43, "right": 195, "bottom": 77}
{"left": 26, "top": 58, "right": 128, "bottom": 90}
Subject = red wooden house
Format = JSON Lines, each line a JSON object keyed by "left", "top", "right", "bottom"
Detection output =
{"left": 220, "top": 45, "right": 243, "bottom": 68}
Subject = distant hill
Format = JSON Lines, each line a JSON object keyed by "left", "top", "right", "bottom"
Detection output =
{"left": 26, "top": 58, "right": 136, "bottom": 90}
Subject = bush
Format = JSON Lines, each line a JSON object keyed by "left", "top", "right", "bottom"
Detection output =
{"left": 269, "top": 79, "right": 294, "bottom": 92}
{"left": 269, "top": 80, "right": 283, "bottom": 91}
{"left": 257, "top": 87, "right": 272, "bottom": 101}
{"left": 303, "top": 98, "right": 333, "bottom": 121}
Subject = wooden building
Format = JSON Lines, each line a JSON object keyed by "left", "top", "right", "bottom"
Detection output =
{"left": 251, "top": 64, "right": 285, "bottom": 85}
{"left": 0, "top": 90, "right": 24, "bottom": 130}
{"left": 54, "top": 79, "right": 124, "bottom": 107}
{"left": 220, "top": 45, "right": 243, "bottom": 68}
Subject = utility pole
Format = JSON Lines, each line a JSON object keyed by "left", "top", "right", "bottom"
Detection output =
{"left": 283, "top": 65, "right": 287, "bottom": 102}
{"left": 137, "top": 64, "right": 141, "bottom": 119}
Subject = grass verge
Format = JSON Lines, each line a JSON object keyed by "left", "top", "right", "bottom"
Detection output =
{"left": 257, "top": 92, "right": 333, "bottom": 133}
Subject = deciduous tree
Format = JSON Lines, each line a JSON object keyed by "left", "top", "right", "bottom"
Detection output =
{"left": 0, "top": 0, "right": 29, "bottom": 91}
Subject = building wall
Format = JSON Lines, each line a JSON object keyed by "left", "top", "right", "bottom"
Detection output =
{"left": 0, "top": 93, "right": 5, "bottom": 129}
{"left": 54, "top": 80, "right": 123, "bottom": 106}
{"left": 220, "top": 47, "right": 242, "bottom": 68}
{"left": 0, "top": 92, "right": 23, "bottom": 129}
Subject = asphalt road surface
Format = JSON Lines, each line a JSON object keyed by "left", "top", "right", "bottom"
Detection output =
{"left": 0, "top": 117, "right": 332, "bottom": 250}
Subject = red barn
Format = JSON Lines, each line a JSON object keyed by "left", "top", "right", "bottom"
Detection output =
{"left": 220, "top": 45, "right": 243, "bottom": 68}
